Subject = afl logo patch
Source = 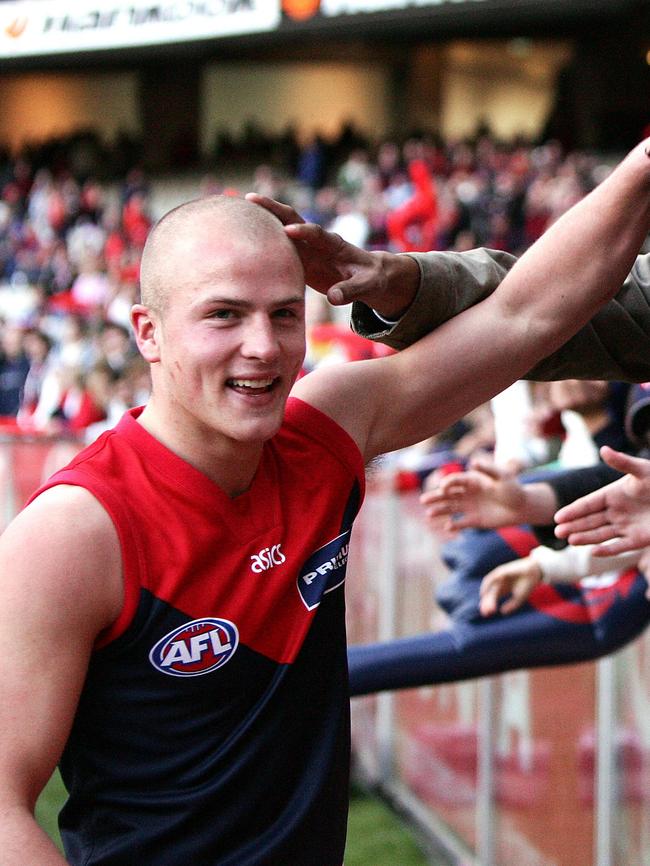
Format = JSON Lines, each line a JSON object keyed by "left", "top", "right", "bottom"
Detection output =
{"left": 149, "top": 618, "right": 239, "bottom": 677}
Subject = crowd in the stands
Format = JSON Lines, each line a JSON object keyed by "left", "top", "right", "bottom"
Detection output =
{"left": 0, "top": 123, "right": 618, "bottom": 458}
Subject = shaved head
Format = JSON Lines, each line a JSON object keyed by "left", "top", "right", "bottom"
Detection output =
{"left": 139, "top": 195, "right": 301, "bottom": 314}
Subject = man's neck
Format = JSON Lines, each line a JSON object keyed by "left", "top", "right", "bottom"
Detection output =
{"left": 136, "top": 403, "right": 264, "bottom": 498}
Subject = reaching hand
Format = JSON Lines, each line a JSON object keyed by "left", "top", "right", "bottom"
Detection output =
{"left": 555, "top": 446, "right": 650, "bottom": 555}
{"left": 420, "top": 459, "right": 528, "bottom": 533}
{"left": 479, "top": 556, "right": 543, "bottom": 616}
{"left": 245, "top": 194, "right": 419, "bottom": 316}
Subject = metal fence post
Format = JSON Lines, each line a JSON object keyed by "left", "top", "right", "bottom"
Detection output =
{"left": 375, "top": 468, "right": 399, "bottom": 783}
{"left": 595, "top": 655, "right": 616, "bottom": 866}
{"left": 0, "top": 441, "right": 16, "bottom": 528}
{"left": 477, "top": 677, "right": 496, "bottom": 866}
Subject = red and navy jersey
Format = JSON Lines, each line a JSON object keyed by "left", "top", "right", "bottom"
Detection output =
{"left": 30, "top": 399, "right": 365, "bottom": 866}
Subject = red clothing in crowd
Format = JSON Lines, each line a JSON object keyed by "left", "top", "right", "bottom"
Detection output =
{"left": 387, "top": 159, "right": 439, "bottom": 252}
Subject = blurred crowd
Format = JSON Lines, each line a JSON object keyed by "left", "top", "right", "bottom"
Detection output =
{"left": 249, "top": 128, "right": 603, "bottom": 258}
{"left": 0, "top": 139, "right": 152, "bottom": 441}
{"left": 0, "top": 123, "right": 621, "bottom": 456}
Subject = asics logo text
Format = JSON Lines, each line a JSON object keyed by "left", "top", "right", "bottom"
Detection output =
{"left": 250, "top": 544, "right": 286, "bottom": 573}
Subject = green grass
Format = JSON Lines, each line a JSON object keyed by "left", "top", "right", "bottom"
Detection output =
{"left": 36, "top": 774, "right": 430, "bottom": 865}
{"left": 35, "top": 770, "right": 65, "bottom": 849}
{"left": 345, "top": 784, "right": 431, "bottom": 866}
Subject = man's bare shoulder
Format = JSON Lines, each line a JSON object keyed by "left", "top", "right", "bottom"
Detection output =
{"left": 7, "top": 484, "right": 117, "bottom": 549}
{"left": 291, "top": 356, "right": 394, "bottom": 462}
{"left": 0, "top": 485, "right": 123, "bottom": 632}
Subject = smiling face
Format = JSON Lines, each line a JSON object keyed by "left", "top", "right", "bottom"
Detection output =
{"left": 132, "top": 197, "right": 306, "bottom": 466}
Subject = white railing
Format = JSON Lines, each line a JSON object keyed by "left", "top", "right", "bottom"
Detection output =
{"left": 347, "top": 468, "right": 650, "bottom": 866}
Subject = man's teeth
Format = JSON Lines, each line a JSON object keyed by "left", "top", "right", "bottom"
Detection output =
{"left": 230, "top": 378, "right": 275, "bottom": 389}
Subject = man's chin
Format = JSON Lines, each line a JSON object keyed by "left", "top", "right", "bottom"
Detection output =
{"left": 229, "top": 410, "right": 285, "bottom": 445}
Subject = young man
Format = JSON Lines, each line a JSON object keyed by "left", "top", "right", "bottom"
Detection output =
{"left": 1, "top": 139, "right": 650, "bottom": 866}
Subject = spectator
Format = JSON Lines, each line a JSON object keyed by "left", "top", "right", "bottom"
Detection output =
{"left": 19, "top": 329, "right": 52, "bottom": 418}
{"left": 51, "top": 314, "right": 96, "bottom": 373}
{"left": 0, "top": 325, "right": 29, "bottom": 417}
{"left": 296, "top": 134, "right": 327, "bottom": 190}
{"left": 121, "top": 190, "right": 151, "bottom": 249}
{"left": 386, "top": 157, "right": 439, "bottom": 252}
{"left": 97, "top": 321, "right": 134, "bottom": 375}
{"left": 58, "top": 362, "right": 112, "bottom": 433}
{"left": 327, "top": 196, "right": 370, "bottom": 249}
{"left": 69, "top": 254, "right": 111, "bottom": 315}
{"left": 336, "top": 149, "right": 371, "bottom": 197}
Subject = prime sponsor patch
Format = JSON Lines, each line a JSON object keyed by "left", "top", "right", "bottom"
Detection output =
{"left": 297, "top": 530, "right": 351, "bottom": 611}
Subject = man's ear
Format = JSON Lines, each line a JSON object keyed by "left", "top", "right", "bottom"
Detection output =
{"left": 131, "top": 304, "right": 161, "bottom": 362}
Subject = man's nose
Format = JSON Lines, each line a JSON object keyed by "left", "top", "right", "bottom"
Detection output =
{"left": 241, "top": 315, "right": 281, "bottom": 362}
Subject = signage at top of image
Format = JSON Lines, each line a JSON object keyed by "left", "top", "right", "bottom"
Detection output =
{"left": 282, "top": 0, "right": 489, "bottom": 19}
{"left": 321, "top": 0, "right": 488, "bottom": 12}
{"left": 286, "top": 0, "right": 599, "bottom": 20}
{"left": 0, "top": 0, "right": 281, "bottom": 58}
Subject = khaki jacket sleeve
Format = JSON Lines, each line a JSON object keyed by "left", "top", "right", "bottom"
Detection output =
{"left": 351, "top": 249, "right": 650, "bottom": 382}
{"left": 350, "top": 249, "right": 516, "bottom": 350}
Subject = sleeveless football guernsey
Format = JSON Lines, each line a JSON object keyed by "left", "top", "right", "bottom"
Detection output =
{"left": 29, "top": 398, "right": 365, "bottom": 866}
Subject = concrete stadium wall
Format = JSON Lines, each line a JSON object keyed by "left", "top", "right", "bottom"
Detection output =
{"left": 0, "top": 71, "right": 141, "bottom": 153}
{"left": 200, "top": 60, "right": 393, "bottom": 151}
{"left": 437, "top": 40, "right": 573, "bottom": 142}
{"left": 0, "top": 39, "right": 570, "bottom": 159}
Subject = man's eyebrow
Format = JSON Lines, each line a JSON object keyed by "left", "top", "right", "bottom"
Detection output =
{"left": 272, "top": 294, "right": 305, "bottom": 307}
{"left": 196, "top": 294, "right": 305, "bottom": 309}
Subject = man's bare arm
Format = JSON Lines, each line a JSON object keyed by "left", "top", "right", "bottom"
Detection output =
{"left": 379, "top": 251, "right": 650, "bottom": 382}
{"left": 0, "top": 487, "right": 122, "bottom": 865}
{"left": 294, "top": 138, "right": 650, "bottom": 462}
{"left": 249, "top": 189, "right": 650, "bottom": 384}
